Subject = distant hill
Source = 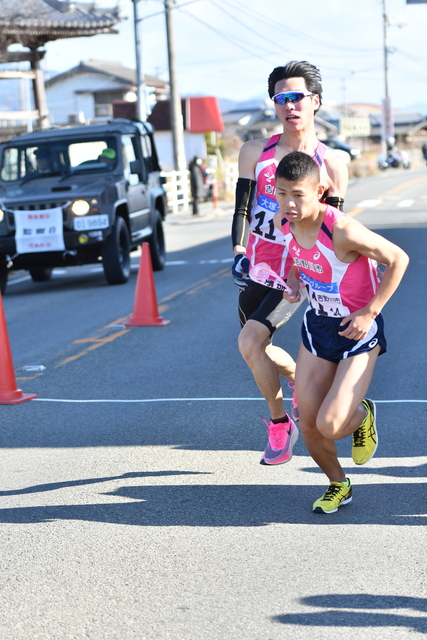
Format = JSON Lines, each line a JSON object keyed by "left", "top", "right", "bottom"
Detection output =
{"left": 218, "top": 95, "right": 268, "bottom": 113}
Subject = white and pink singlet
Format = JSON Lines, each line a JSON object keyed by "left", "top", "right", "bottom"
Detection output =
{"left": 282, "top": 206, "right": 380, "bottom": 318}
{"left": 246, "top": 133, "right": 328, "bottom": 279}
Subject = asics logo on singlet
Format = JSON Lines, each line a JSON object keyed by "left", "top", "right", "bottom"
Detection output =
{"left": 293, "top": 245, "right": 301, "bottom": 255}
{"left": 313, "top": 251, "right": 321, "bottom": 260}
{"left": 264, "top": 170, "right": 275, "bottom": 182}
{"left": 369, "top": 339, "right": 378, "bottom": 348}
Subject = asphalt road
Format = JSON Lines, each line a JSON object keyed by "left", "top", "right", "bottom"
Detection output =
{"left": 1, "top": 167, "right": 427, "bottom": 640}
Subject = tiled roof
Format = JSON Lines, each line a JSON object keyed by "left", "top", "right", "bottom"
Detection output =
{"left": 0, "top": 0, "right": 122, "bottom": 47}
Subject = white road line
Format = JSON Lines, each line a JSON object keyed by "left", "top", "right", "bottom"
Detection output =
{"left": 397, "top": 199, "right": 415, "bottom": 207}
{"left": 6, "top": 276, "right": 32, "bottom": 286}
{"left": 33, "top": 397, "right": 427, "bottom": 404}
{"left": 356, "top": 199, "right": 383, "bottom": 208}
{"left": 8, "top": 259, "right": 230, "bottom": 285}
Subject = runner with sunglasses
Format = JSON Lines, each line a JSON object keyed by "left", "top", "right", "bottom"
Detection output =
{"left": 232, "top": 60, "right": 348, "bottom": 466}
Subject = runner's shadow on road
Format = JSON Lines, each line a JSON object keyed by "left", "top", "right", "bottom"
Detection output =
{"left": 0, "top": 482, "right": 426, "bottom": 526}
{"left": 0, "top": 471, "right": 210, "bottom": 496}
{"left": 273, "top": 594, "right": 427, "bottom": 632}
{"left": 302, "top": 462, "right": 427, "bottom": 478}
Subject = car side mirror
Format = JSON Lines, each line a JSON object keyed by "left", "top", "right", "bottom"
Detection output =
{"left": 130, "top": 159, "right": 142, "bottom": 175}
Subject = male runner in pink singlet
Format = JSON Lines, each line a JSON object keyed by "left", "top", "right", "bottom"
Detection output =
{"left": 231, "top": 61, "right": 348, "bottom": 466}
{"left": 273, "top": 151, "right": 409, "bottom": 513}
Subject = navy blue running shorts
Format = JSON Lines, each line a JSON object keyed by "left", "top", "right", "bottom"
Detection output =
{"left": 301, "top": 307, "right": 387, "bottom": 364}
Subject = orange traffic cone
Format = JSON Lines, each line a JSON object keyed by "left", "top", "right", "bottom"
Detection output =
{"left": 0, "top": 294, "right": 37, "bottom": 404}
{"left": 124, "top": 243, "right": 171, "bottom": 327}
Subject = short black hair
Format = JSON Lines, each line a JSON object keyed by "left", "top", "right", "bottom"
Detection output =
{"left": 276, "top": 151, "right": 320, "bottom": 184}
{"left": 268, "top": 61, "right": 322, "bottom": 109}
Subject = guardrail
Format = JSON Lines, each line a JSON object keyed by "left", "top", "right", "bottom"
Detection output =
{"left": 225, "top": 162, "right": 238, "bottom": 192}
{"left": 161, "top": 170, "right": 190, "bottom": 214}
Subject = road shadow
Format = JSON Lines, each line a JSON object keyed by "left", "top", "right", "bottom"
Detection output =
{"left": 2, "top": 402, "right": 426, "bottom": 459}
{"left": 273, "top": 594, "right": 427, "bottom": 632}
{"left": 302, "top": 462, "right": 427, "bottom": 478}
{"left": 0, "top": 481, "right": 426, "bottom": 526}
{"left": 0, "top": 470, "right": 210, "bottom": 496}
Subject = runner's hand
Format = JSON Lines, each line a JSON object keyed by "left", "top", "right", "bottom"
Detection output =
{"left": 232, "top": 254, "right": 250, "bottom": 290}
{"left": 338, "top": 309, "right": 376, "bottom": 340}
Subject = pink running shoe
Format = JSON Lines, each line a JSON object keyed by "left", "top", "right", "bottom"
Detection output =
{"left": 288, "top": 382, "right": 299, "bottom": 422}
{"left": 260, "top": 416, "right": 299, "bottom": 465}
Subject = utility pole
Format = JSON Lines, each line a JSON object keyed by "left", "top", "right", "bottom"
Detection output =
{"left": 382, "top": 0, "right": 389, "bottom": 100}
{"left": 381, "top": 0, "right": 394, "bottom": 153}
{"left": 132, "top": 0, "right": 147, "bottom": 121}
{"left": 164, "top": 0, "right": 187, "bottom": 173}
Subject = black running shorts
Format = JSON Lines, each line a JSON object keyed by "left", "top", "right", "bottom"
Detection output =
{"left": 238, "top": 279, "right": 297, "bottom": 336}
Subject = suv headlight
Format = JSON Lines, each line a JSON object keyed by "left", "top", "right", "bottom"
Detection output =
{"left": 71, "top": 200, "right": 90, "bottom": 216}
{"left": 0, "top": 208, "right": 4, "bottom": 222}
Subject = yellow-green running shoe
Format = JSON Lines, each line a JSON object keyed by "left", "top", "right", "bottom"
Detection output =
{"left": 313, "top": 479, "right": 352, "bottom": 514}
{"left": 352, "top": 398, "right": 378, "bottom": 465}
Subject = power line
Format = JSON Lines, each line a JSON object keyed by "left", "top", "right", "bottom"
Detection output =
{"left": 178, "top": 8, "right": 280, "bottom": 60}
{"left": 217, "top": 0, "right": 382, "bottom": 54}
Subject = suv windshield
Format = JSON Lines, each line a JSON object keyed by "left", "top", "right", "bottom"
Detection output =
{"left": 0, "top": 137, "right": 117, "bottom": 182}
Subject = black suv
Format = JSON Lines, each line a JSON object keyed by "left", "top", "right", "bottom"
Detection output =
{"left": 0, "top": 119, "right": 167, "bottom": 294}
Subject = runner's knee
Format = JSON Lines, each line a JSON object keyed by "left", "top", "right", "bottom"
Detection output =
{"left": 238, "top": 323, "right": 269, "bottom": 364}
{"left": 316, "top": 411, "right": 345, "bottom": 439}
{"left": 238, "top": 331, "right": 262, "bottom": 364}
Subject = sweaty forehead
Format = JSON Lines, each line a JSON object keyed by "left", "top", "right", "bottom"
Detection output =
{"left": 274, "top": 77, "right": 307, "bottom": 95}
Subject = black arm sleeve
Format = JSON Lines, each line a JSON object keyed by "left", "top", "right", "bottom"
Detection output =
{"left": 231, "top": 177, "right": 256, "bottom": 248}
{"left": 324, "top": 196, "right": 345, "bottom": 211}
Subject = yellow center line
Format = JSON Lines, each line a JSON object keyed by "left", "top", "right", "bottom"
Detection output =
{"left": 18, "top": 267, "right": 229, "bottom": 376}
{"left": 389, "top": 174, "right": 427, "bottom": 194}
{"left": 16, "top": 372, "right": 46, "bottom": 381}
{"left": 346, "top": 206, "right": 365, "bottom": 218}
{"left": 56, "top": 328, "right": 131, "bottom": 366}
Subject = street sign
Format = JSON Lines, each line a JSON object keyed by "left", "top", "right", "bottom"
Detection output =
{"left": 339, "top": 117, "right": 371, "bottom": 137}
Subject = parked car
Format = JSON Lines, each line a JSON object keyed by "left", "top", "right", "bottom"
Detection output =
{"left": 0, "top": 119, "right": 167, "bottom": 294}
{"left": 323, "top": 138, "right": 361, "bottom": 161}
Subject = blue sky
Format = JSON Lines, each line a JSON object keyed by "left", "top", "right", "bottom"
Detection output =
{"left": 29, "top": 0, "right": 427, "bottom": 110}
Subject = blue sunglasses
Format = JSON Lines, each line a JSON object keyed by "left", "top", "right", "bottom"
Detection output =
{"left": 272, "top": 91, "right": 313, "bottom": 105}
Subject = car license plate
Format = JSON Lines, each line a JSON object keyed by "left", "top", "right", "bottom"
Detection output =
{"left": 73, "top": 214, "right": 109, "bottom": 231}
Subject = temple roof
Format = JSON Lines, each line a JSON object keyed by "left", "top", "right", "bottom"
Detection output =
{"left": 0, "top": 0, "right": 122, "bottom": 49}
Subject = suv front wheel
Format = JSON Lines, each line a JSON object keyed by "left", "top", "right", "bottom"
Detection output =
{"left": 147, "top": 209, "right": 166, "bottom": 271}
{"left": 29, "top": 267, "right": 53, "bottom": 282}
{"left": 102, "top": 216, "right": 131, "bottom": 285}
{"left": 0, "top": 256, "right": 7, "bottom": 295}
